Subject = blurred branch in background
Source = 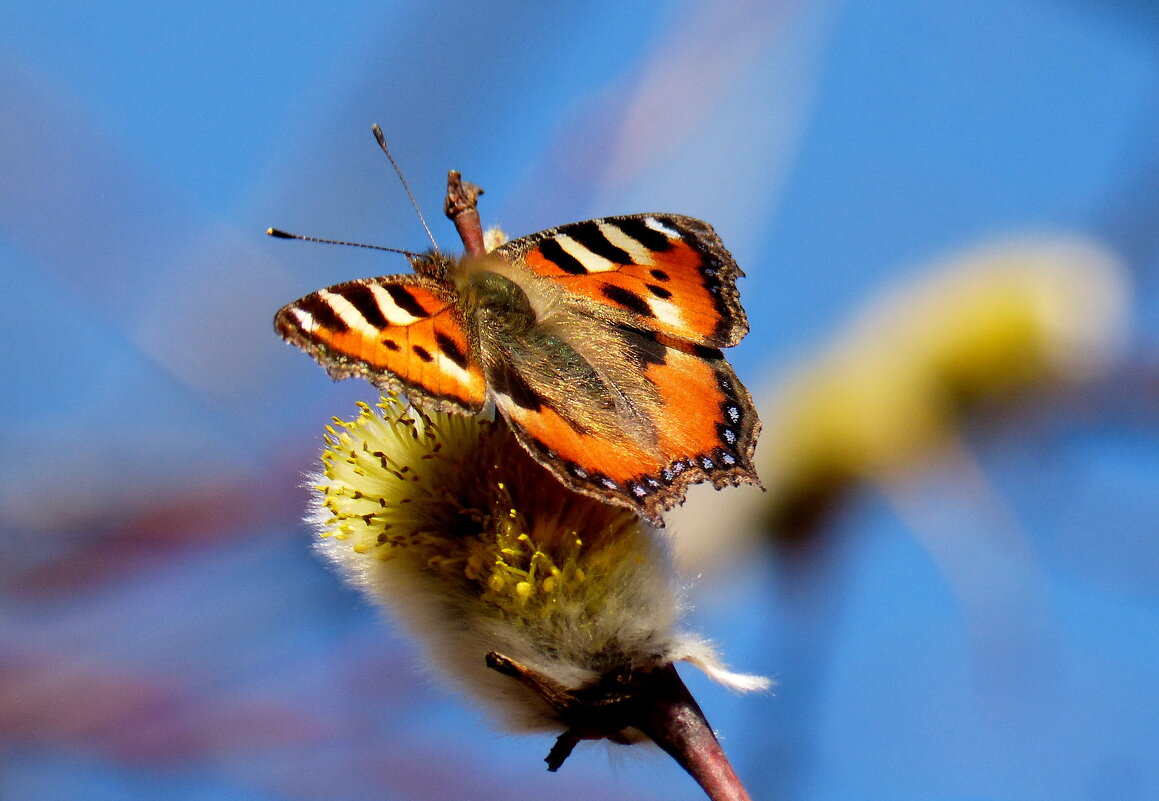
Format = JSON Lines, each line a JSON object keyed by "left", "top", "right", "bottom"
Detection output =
{"left": 501, "top": 0, "right": 825, "bottom": 254}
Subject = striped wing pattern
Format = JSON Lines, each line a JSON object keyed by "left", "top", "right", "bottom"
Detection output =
{"left": 498, "top": 214, "right": 748, "bottom": 348}
{"left": 275, "top": 275, "right": 486, "bottom": 414}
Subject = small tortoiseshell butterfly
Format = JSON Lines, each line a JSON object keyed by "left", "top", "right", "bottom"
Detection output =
{"left": 274, "top": 137, "right": 760, "bottom": 525}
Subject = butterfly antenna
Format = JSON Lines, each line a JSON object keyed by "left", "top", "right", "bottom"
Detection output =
{"left": 372, "top": 124, "right": 439, "bottom": 253}
{"left": 266, "top": 228, "right": 421, "bottom": 259}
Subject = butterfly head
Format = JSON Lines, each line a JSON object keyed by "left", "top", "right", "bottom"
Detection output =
{"left": 409, "top": 250, "right": 457, "bottom": 281}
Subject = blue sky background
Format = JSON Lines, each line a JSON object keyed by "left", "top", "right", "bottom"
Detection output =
{"left": 2, "top": 1, "right": 1158, "bottom": 799}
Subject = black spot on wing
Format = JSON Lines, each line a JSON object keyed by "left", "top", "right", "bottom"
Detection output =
{"left": 435, "top": 331, "right": 470, "bottom": 370}
{"left": 382, "top": 339, "right": 401, "bottom": 351}
{"left": 381, "top": 284, "right": 431, "bottom": 319}
{"left": 294, "top": 295, "right": 348, "bottom": 333}
{"left": 537, "top": 237, "right": 588, "bottom": 275}
{"left": 491, "top": 363, "right": 544, "bottom": 411}
{"left": 601, "top": 284, "right": 653, "bottom": 318}
{"left": 611, "top": 217, "right": 673, "bottom": 253}
{"left": 337, "top": 284, "right": 389, "bottom": 329}
{"left": 650, "top": 268, "right": 670, "bottom": 281}
{"left": 412, "top": 345, "right": 433, "bottom": 363}
{"left": 646, "top": 283, "right": 672, "bottom": 299}
{"left": 567, "top": 221, "right": 631, "bottom": 264}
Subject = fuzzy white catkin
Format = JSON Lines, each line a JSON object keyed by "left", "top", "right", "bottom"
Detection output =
{"left": 312, "top": 396, "right": 768, "bottom": 732}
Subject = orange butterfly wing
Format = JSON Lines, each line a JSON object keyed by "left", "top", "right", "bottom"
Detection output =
{"left": 491, "top": 327, "right": 760, "bottom": 526}
{"left": 275, "top": 214, "right": 758, "bottom": 523}
{"left": 275, "top": 275, "right": 487, "bottom": 414}
{"left": 498, "top": 214, "right": 747, "bottom": 348}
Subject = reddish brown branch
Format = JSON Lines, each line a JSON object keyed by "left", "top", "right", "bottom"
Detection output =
{"left": 636, "top": 664, "right": 752, "bottom": 801}
{"left": 444, "top": 170, "right": 486, "bottom": 256}
{"left": 485, "top": 652, "right": 753, "bottom": 800}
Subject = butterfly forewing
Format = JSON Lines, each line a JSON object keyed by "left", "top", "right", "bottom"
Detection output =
{"left": 276, "top": 275, "right": 487, "bottom": 413}
{"left": 498, "top": 214, "right": 748, "bottom": 348}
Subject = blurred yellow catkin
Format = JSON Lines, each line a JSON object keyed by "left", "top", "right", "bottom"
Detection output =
{"left": 671, "top": 236, "right": 1129, "bottom": 564}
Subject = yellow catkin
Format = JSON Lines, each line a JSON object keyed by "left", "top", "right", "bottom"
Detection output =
{"left": 315, "top": 393, "right": 647, "bottom": 628}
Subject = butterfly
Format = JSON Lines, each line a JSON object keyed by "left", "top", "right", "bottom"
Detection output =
{"left": 274, "top": 167, "right": 761, "bottom": 526}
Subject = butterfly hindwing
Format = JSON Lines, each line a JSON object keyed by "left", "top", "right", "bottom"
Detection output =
{"left": 490, "top": 324, "right": 760, "bottom": 525}
{"left": 498, "top": 214, "right": 747, "bottom": 348}
{"left": 275, "top": 275, "right": 487, "bottom": 414}
{"left": 638, "top": 331, "right": 760, "bottom": 490}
